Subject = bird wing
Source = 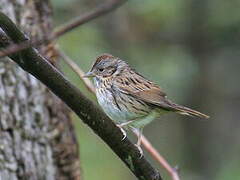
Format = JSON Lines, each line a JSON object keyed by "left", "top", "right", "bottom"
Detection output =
{"left": 112, "top": 70, "right": 173, "bottom": 110}
{"left": 112, "top": 70, "right": 209, "bottom": 118}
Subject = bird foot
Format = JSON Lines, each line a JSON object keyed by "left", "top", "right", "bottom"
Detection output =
{"left": 117, "top": 124, "right": 127, "bottom": 140}
{"left": 134, "top": 144, "right": 143, "bottom": 158}
{"left": 173, "top": 165, "right": 180, "bottom": 172}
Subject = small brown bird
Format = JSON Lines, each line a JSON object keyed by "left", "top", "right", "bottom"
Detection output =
{"left": 84, "top": 53, "right": 209, "bottom": 154}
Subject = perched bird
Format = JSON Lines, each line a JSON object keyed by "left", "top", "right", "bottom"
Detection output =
{"left": 84, "top": 53, "right": 209, "bottom": 154}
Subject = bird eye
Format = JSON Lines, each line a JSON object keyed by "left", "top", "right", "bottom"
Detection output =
{"left": 98, "top": 68, "right": 104, "bottom": 72}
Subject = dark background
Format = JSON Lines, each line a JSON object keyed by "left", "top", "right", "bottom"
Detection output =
{"left": 52, "top": 0, "right": 240, "bottom": 179}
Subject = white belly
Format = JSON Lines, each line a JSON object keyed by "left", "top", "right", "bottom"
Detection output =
{"left": 94, "top": 77, "right": 146, "bottom": 124}
{"left": 96, "top": 88, "right": 138, "bottom": 124}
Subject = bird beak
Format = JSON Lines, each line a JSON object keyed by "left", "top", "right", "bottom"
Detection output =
{"left": 83, "top": 71, "right": 95, "bottom": 78}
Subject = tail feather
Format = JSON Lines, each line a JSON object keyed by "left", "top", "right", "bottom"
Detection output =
{"left": 172, "top": 103, "right": 209, "bottom": 119}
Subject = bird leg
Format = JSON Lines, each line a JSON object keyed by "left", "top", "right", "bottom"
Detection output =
{"left": 130, "top": 111, "right": 158, "bottom": 157}
{"left": 117, "top": 120, "right": 135, "bottom": 140}
{"left": 135, "top": 127, "right": 144, "bottom": 157}
{"left": 136, "top": 127, "right": 143, "bottom": 147}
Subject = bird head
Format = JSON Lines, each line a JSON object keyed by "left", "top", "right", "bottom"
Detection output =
{"left": 84, "top": 53, "right": 127, "bottom": 78}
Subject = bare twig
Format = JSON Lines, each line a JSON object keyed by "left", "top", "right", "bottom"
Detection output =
{"left": 0, "top": 0, "right": 128, "bottom": 58}
{"left": 57, "top": 50, "right": 95, "bottom": 93}
{"left": 53, "top": 0, "right": 127, "bottom": 38}
{"left": 132, "top": 129, "right": 180, "bottom": 180}
{"left": 0, "top": 11, "right": 162, "bottom": 180}
{"left": 57, "top": 50, "right": 181, "bottom": 180}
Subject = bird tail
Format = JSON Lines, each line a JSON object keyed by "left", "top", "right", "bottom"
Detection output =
{"left": 172, "top": 103, "right": 209, "bottom": 119}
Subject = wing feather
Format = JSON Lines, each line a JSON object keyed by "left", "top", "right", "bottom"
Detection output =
{"left": 112, "top": 69, "right": 209, "bottom": 118}
{"left": 113, "top": 70, "right": 173, "bottom": 110}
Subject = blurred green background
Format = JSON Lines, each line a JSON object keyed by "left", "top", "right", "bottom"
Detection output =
{"left": 52, "top": 0, "right": 240, "bottom": 179}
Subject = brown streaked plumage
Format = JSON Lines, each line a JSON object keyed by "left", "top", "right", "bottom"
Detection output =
{"left": 84, "top": 53, "right": 209, "bottom": 155}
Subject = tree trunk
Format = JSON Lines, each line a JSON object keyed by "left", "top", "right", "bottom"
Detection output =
{"left": 0, "top": 1, "right": 81, "bottom": 180}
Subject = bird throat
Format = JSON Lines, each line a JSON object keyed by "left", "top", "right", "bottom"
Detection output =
{"left": 94, "top": 76, "right": 112, "bottom": 89}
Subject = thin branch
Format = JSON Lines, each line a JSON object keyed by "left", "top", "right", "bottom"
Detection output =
{"left": 0, "top": 0, "right": 128, "bottom": 58}
{"left": 57, "top": 49, "right": 95, "bottom": 93}
{"left": 0, "top": 11, "right": 162, "bottom": 180}
{"left": 57, "top": 50, "right": 181, "bottom": 180}
{"left": 132, "top": 129, "right": 180, "bottom": 180}
{"left": 53, "top": 0, "right": 127, "bottom": 38}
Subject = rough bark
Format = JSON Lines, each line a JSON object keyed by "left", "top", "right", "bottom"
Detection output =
{"left": 0, "top": 1, "right": 81, "bottom": 180}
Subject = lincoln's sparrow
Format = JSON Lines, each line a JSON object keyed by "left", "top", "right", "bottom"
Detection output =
{"left": 84, "top": 53, "right": 209, "bottom": 154}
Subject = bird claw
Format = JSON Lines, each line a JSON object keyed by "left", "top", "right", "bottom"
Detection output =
{"left": 134, "top": 144, "right": 143, "bottom": 158}
{"left": 117, "top": 124, "right": 127, "bottom": 140}
{"left": 173, "top": 165, "right": 180, "bottom": 172}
